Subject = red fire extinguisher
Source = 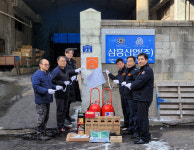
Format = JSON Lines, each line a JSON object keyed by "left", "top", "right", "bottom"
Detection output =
{"left": 88, "top": 87, "right": 101, "bottom": 117}
{"left": 102, "top": 88, "right": 114, "bottom": 116}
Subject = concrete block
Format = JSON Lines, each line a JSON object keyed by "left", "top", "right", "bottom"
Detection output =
{"left": 169, "top": 42, "right": 176, "bottom": 58}
{"left": 177, "top": 21, "right": 192, "bottom": 27}
{"left": 80, "top": 9, "right": 101, "bottom": 21}
{"left": 162, "top": 27, "right": 170, "bottom": 34}
{"left": 186, "top": 34, "right": 194, "bottom": 42}
{"left": 139, "top": 20, "right": 154, "bottom": 27}
{"left": 149, "top": 88, "right": 157, "bottom": 118}
{"left": 184, "top": 65, "right": 194, "bottom": 72}
{"left": 155, "top": 42, "right": 163, "bottom": 49}
{"left": 174, "top": 56, "right": 185, "bottom": 65}
{"left": 173, "top": 73, "right": 184, "bottom": 80}
{"left": 174, "top": 65, "right": 184, "bottom": 72}
{"left": 179, "top": 42, "right": 194, "bottom": 51}
{"left": 163, "top": 59, "right": 175, "bottom": 73}
{"left": 154, "top": 20, "right": 162, "bottom": 26}
{"left": 154, "top": 73, "right": 163, "bottom": 80}
{"left": 184, "top": 72, "right": 193, "bottom": 80}
{"left": 153, "top": 59, "right": 162, "bottom": 73}
{"left": 101, "top": 20, "right": 111, "bottom": 26}
{"left": 116, "top": 20, "right": 132, "bottom": 26}
{"left": 106, "top": 20, "right": 117, "bottom": 26}
{"left": 81, "top": 29, "right": 101, "bottom": 37}
{"left": 162, "top": 73, "right": 173, "bottom": 80}
{"left": 155, "top": 49, "right": 169, "bottom": 59}
{"left": 162, "top": 21, "right": 178, "bottom": 27}
{"left": 155, "top": 34, "right": 170, "bottom": 42}
{"left": 130, "top": 20, "right": 140, "bottom": 26}
{"left": 169, "top": 27, "right": 180, "bottom": 33}
{"left": 184, "top": 57, "right": 194, "bottom": 64}
{"left": 170, "top": 33, "right": 179, "bottom": 42}
{"left": 177, "top": 34, "right": 185, "bottom": 42}
{"left": 163, "top": 42, "right": 170, "bottom": 50}
{"left": 155, "top": 27, "right": 162, "bottom": 34}
{"left": 81, "top": 20, "right": 101, "bottom": 29}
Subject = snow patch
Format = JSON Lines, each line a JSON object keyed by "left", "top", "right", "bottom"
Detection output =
{"left": 150, "top": 118, "right": 171, "bottom": 122}
{"left": 145, "top": 140, "right": 171, "bottom": 150}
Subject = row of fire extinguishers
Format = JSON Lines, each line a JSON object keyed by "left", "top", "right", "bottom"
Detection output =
{"left": 85, "top": 87, "right": 114, "bottom": 118}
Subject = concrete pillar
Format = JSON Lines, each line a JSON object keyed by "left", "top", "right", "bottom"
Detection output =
{"left": 136, "top": 0, "right": 149, "bottom": 20}
{"left": 80, "top": 9, "right": 102, "bottom": 112}
{"left": 174, "top": 0, "right": 186, "bottom": 20}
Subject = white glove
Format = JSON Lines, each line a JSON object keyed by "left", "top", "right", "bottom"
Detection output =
{"left": 125, "top": 83, "right": 131, "bottom": 89}
{"left": 105, "top": 69, "right": 110, "bottom": 75}
{"left": 64, "top": 81, "right": 70, "bottom": 86}
{"left": 75, "top": 68, "right": 81, "bottom": 73}
{"left": 56, "top": 85, "right": 63, "bottom": 90}
{"left": 121, "top": 81, "right": 126, "bottom": 86}
{"left": 71, "top": 75, "right": 76, "bottom": 82}
{"left": 113, "top": 80, "right": 119, "bottom": 84}
{"left": 48, "top": 89, "right": 55, "bottom": 94}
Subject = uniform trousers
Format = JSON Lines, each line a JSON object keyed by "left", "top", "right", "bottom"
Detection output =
{"left": 137, "top": 101, "right": 152, "bottom": 142}
{"left": 56, "top": 98, "right": 68, "bottom": 128}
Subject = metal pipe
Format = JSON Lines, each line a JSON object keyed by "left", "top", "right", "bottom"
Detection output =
{"left": 0, "top": 10, "right": 32, "bottom": 28}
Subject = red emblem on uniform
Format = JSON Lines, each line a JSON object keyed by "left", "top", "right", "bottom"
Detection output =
{"left": 122, "top": 73, "right": 125, "bottom": 75}
{"left": 128, "top": 73, "right": 131, "bottom": 76}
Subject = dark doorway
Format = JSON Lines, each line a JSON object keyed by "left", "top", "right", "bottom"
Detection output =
{"left": 50, "top": 33, "right": 80, "bottom": 70}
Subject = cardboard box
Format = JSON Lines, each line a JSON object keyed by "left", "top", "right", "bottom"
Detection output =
{"left": 110, "top": 136, "right": 122, "bottom": 143}
{"left": 21, "top": 45, "right": 32, "bottom": 49}
{"left": 12, "top": 51, "right": 21, "bottom": 57}
{"left": 66, "top": 133, "right": 89, "bottom": 142}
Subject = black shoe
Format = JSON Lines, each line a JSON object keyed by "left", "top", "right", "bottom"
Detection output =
{"left": 64, "top": 118, "right": 72, "bottom": 127}
{"left": 127, "top": 128, "right": 134, "bottom": 135}
{"left": 64, "top": 118, "right": 72, "bottom": 125}
{"left": 120, "top": 125, "right": 128, "bottom": 128}
{"left": 37, "top": 133, "right": 51, "bottom": 141}
{"left": 45, "top": 131, "right": 54, "bottom": 137}
{"left": 131, "top": 132, "right": 139, "bottom": 139}
{"left": 57, "top": 127, "right": 66, "bottom": 133}
{"left": 66, "top": 116, "right": 75, "bottom": 122}
{"left": 134, "top": 139, "right": 149, "bottom": 144}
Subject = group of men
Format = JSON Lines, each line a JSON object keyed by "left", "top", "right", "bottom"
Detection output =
{"left": 31, "top": 50, "right": 153, "bottom": 143}
{"left": 31, "top": 48, "right": 81, "bottom": 140}
{"left": 106, "top": 53, "right": 154, "bottom": 144}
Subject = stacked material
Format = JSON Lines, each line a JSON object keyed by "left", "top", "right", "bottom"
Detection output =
{"left": 12, "top": 45, "right": 45, "bottom": 67}
{"left": 85, "top": 116, "right": 120, "bottom": 135}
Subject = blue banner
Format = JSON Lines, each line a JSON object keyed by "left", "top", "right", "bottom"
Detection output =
{"left": 105, "top": 35, "right": 155, "bottom": 63}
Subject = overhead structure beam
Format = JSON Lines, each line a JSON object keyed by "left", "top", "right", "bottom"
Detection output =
{"left": 13, "top": 0, "right": 42, "bottom": 23}
{"left": 136, "top": 0, "right": 149, "bottom": 20}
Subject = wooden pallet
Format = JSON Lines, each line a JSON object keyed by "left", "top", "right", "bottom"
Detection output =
{"left": 156, "top": 82, "right": 194, "bottom": 120}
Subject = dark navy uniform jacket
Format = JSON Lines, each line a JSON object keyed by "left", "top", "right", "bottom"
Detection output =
{"left": 31, "top": 69, "right": 56, "bottom": 104}
{"left": 65, "top": 56, "right": 77, "bottom": 77}
{"left": 108, "top": 66, "right": 127, "bottom": 99}
{"left": 65, "top": 56, "right": 81, "bottom": 102}
{"left": 131, "top": 63, "right": 154, "bottom": 102}
{"left": 51, "top": 66, "right": 70, "bottom": 99}
{"left": 123, "top": 65, "right": 139, "bottom": 100}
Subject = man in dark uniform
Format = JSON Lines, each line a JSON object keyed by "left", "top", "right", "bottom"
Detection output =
{"left": 64, "top": 48, "right": 81, "bottom": 126}
{"left": 51, "top": 56, "right": 71, "bottom": 132}
{"left": 122, "top": 56, "right": 139, "bottom": 137}
{"left": 123, "top": 53, "right": 154, "bottom": 144}
{"left": 105, "top": 58, "right": 128, "bottom": 129}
